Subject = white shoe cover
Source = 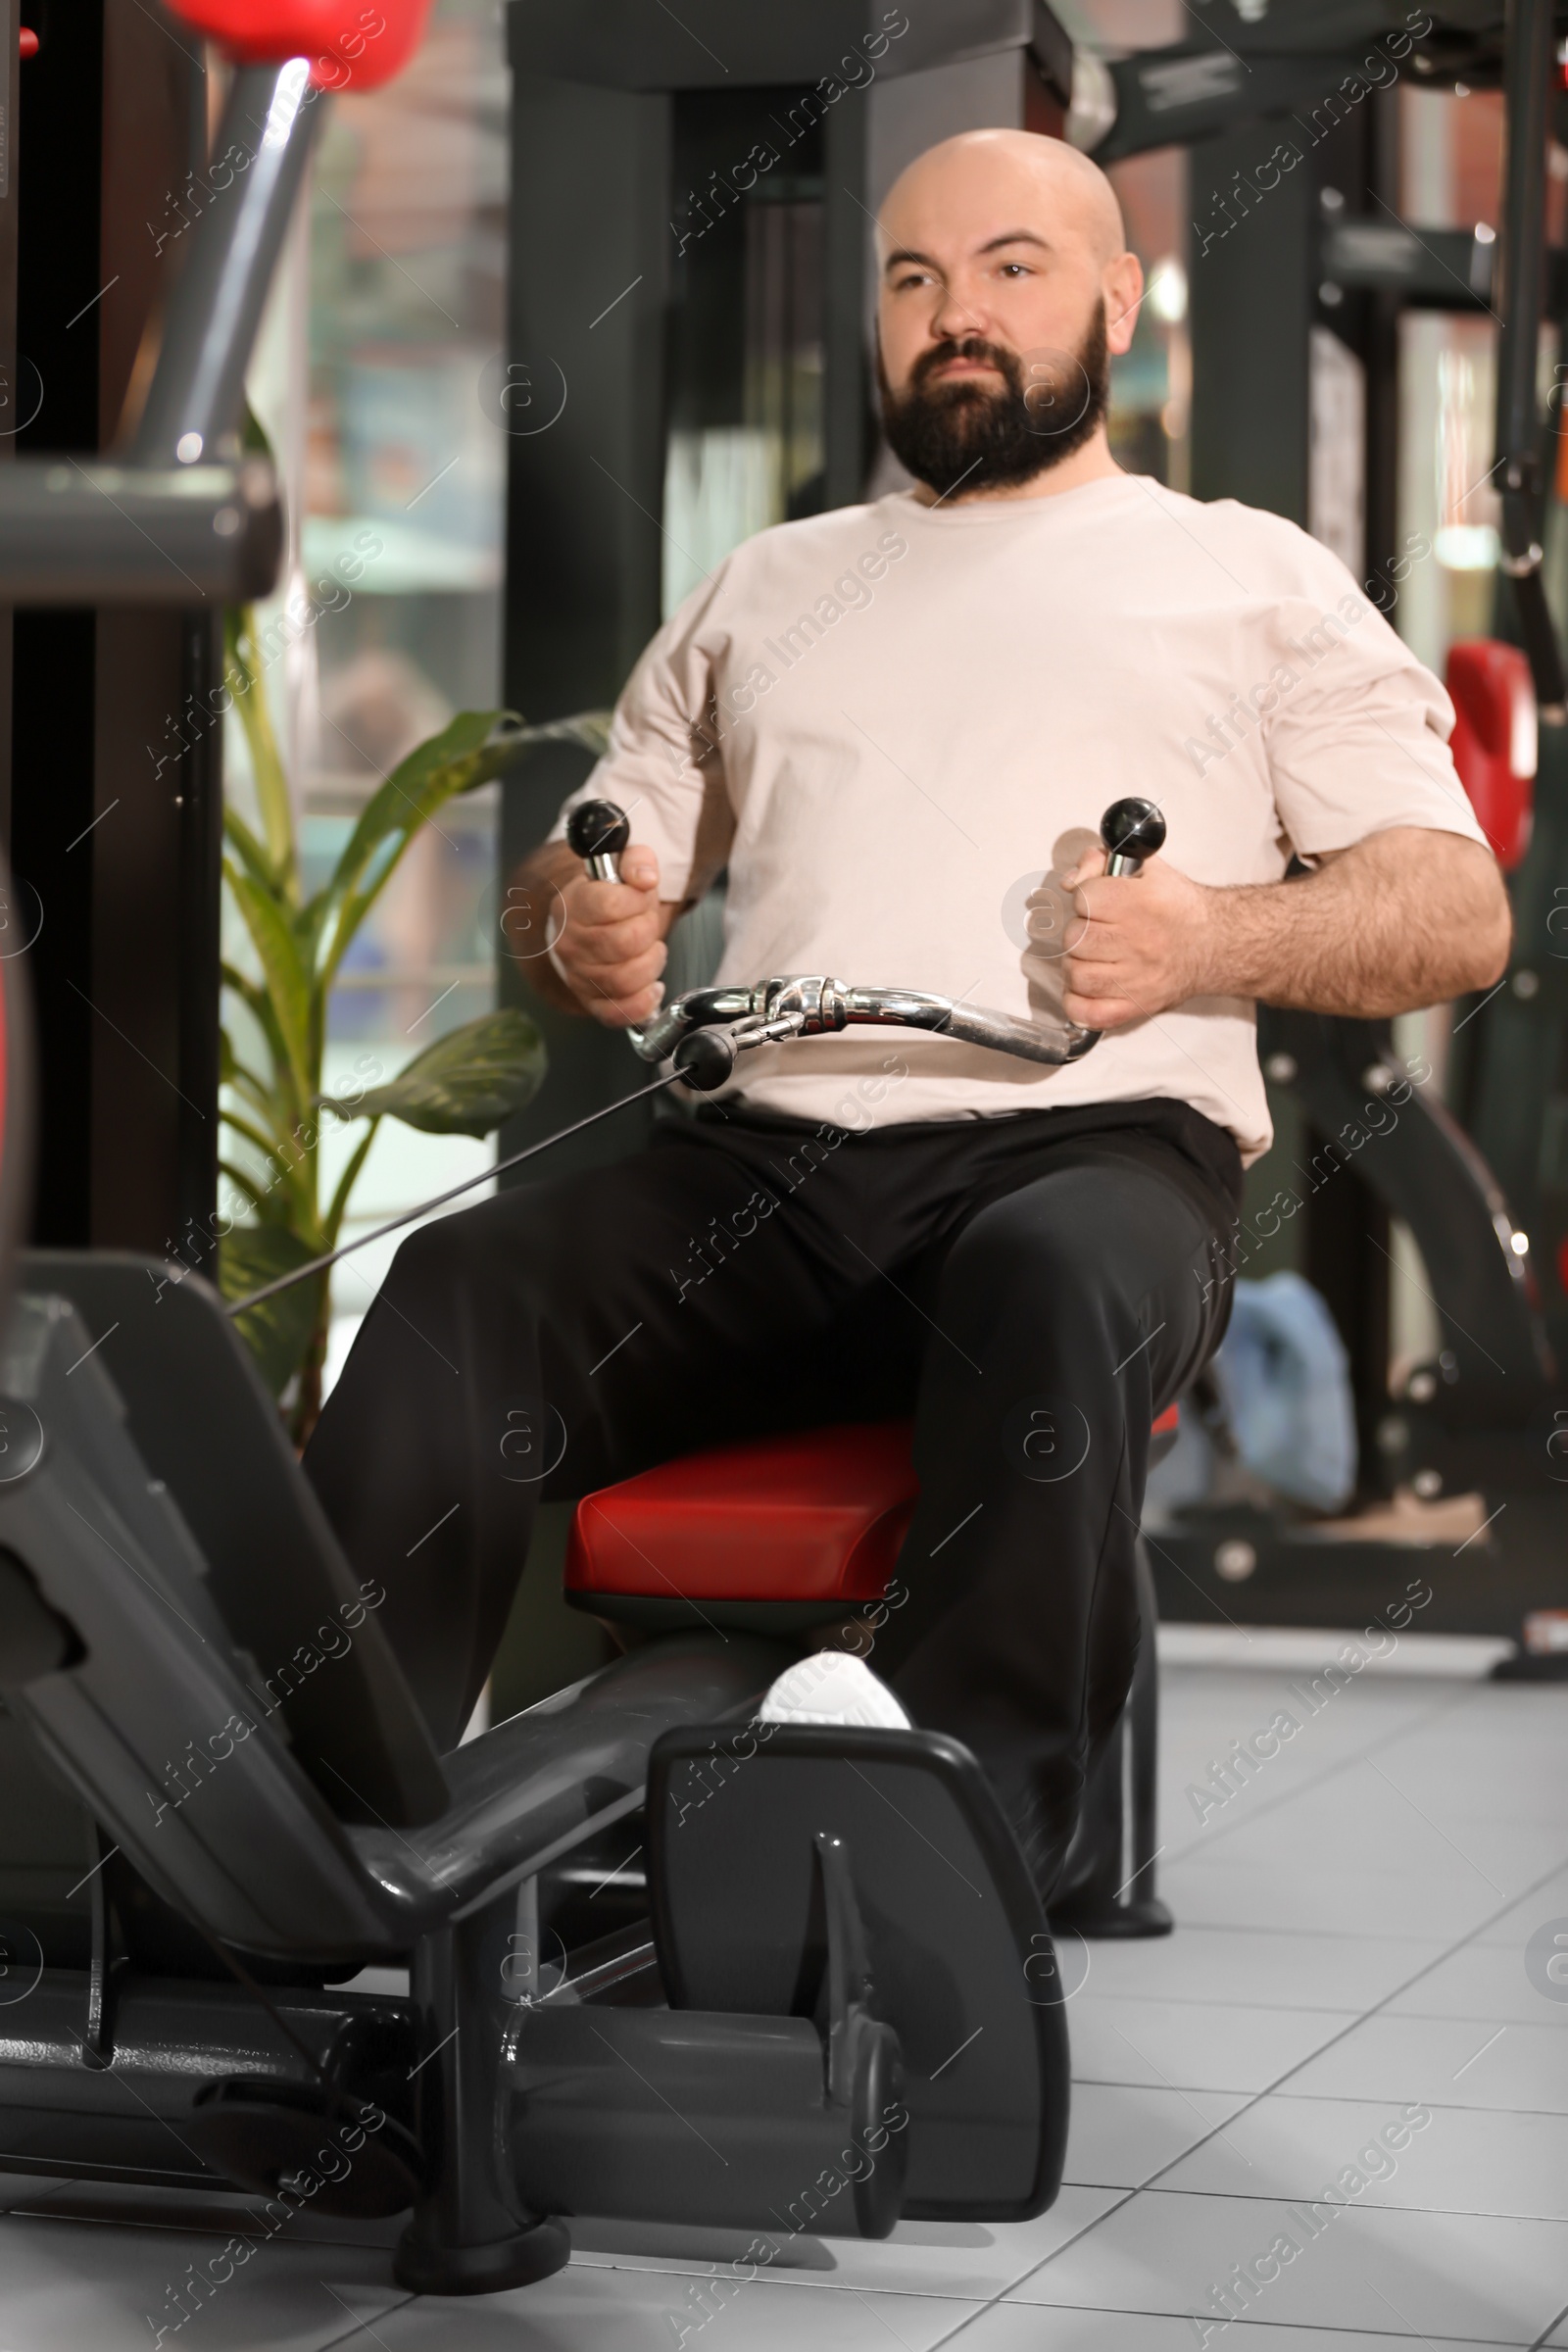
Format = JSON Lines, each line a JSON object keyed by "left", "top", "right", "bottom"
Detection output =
{"left": 759, "top": 1651, "right": 911, "bottom": 1731}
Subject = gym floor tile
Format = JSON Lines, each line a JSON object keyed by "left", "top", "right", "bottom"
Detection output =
{"left": 1396, "top": 1686, "right": 1568, "bottom": 1737}
{"left": 1155, "top": 1664, "right": 1446, "bottom": 1730}
{"left": 568, "top": 2183, "right": 1124, "bottom": 2303}
{"left": 0, "top": 1665, "right": 1555, "bottom": 2351}
{"left": 1075, "top": 1923, "right": 1447, "bottom": 2014}
{"left": 955, "top": 2310, "right": 1532, "bottom": 2352}
{"left": 1154, "top": 1855, "right": 1505, "bottom": 1940}
{"left": 1171, "top": 1808, "right": 1383, "bottom": 1881}
{"left": 369, "top": 2267, "right": 984, "bottom": 2349}
{"left": 1152, "top": 1659, "right": 1444, "bottom": 1709}
{"left": 998, "top": 2188, "right": 1568, "bottom": 2342}
{"left": 1472, "top": 1864, "right": 1568, "bottom": 1947}
{"left": 1159, "top": 1674, "right": 1453, "bottom": 1746}
{"left": 1064, "top": 1995, "right": 1360, "bottom": 2093}
{"left": 1155, "top": 1711, "right": 1400, "bottom": 1807}
{"left": 1061, "top": 2082, "right": 1250, "bottom": 2189}
{"left": 1339, "top": 1751, "right": 1568, "bottom": 1829}
{"left": 1155, "top": 1713, "right": 1438, "bottom": 1826}
{"left": 1189, "top": 1772, "right": 1568, "bottom": 1892}
{"left": 1190, "top": 1820, "right": 1558, "bottom": 1910}
{"left": 1154, "top": 2093, "right": 1568, "bottom": 2219}
{"left": 0, "top": 2207, "right": 405, "bottom": 2351}
{"left": 1280, "top": 2012, "right": 1568, "bottom": 2111}
{"left": 1384, "top": 1936, "right": 1568, "bottom": 2024}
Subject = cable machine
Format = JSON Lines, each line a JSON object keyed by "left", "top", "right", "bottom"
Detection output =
{"left": 4, "top": 1, "right": 1564, "bottom": 1645}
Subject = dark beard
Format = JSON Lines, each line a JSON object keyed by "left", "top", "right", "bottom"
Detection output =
{"left": 877, "top": 301, "right": 1110, "bottom": 500}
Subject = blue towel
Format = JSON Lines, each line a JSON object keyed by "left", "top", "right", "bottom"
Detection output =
{"left": 1213, "top": 1272, "right": 1358, "bottom": 1512}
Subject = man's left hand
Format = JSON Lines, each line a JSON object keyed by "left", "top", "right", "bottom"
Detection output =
{"left": 1060, "top": 846, "right": 1215, "bottom": 1031}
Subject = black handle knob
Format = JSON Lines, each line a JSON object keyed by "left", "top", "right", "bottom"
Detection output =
{"left": 565, "top": 799, "right": 631, "bottom": 881}
{"left": 1100, "top": 798, "right": 1165, "bottom": 875}
{"left": 672, "top": 1026, "right": 737, "bottom": 1093}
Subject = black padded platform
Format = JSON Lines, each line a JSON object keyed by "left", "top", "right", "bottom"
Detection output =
{"left": 649, "top": 1723, "right": 1071, "bottom": 2222}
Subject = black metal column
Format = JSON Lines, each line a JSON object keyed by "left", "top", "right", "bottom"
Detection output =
{"left": 1191, "top": 101, "right": 1403, "bottom": 1492}
{"left": 1189, "top": 122, "right": 1313, "bottom": 521}
{"left": 823, "top": 83, "right": 869, "bottom": 511}
{"left": 0, "top": 0, "right": 20, "bottom": 849}
{"left": 498, "top": 66, "right": 674, "bottom": 1181}
{"left": 11, "top": 0, "right": 220, "bottom": 1255}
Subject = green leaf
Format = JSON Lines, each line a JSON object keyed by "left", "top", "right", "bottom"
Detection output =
{"left": 522, "top": 710, "right": 614, "bottom": 760}
{"left": 315, "top": 710, "right": 513, "bottom": 954}
{"left": 218, "top": 1158, "right": 270, "bottom": 1216}
{"left": 222, "top": 803, "right": 282, "bottom": 896}
{"left": 220, "top": 1104, "right": 287, "bottom": 1167}
{"left": 308, "top": 707, "right": 609, "bottom": 991}
{"left": 326, "top": 1009, "right": 547, "bottom": 1138}
{"left": 219, "top": 1223, "right": 323, "bottom": 1399}
{"left": 241, "top": 403, "right": 274, "bottom": 463}
{"left": 217, "top": 666, "right": 578, "bottom": 1390}
{"left": 224, "top": 608, "right": 297, "bottom": 899}
{"left": 221, "top": 972, "right": 289, "bottom": 1117}
{"left": 322, "top": 1117, "right": 380, "bottom": 1251}
{"left": 225, "top": 863, "right": 314, "bottom": 1111}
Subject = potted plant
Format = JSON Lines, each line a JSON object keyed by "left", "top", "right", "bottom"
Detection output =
{"left": 217, "top": 604, "right": 607, "bottom": 1446}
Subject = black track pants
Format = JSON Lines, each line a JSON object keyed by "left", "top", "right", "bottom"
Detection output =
{"left": 304, "top": 1096, "right": 1239, "bottom": 1896}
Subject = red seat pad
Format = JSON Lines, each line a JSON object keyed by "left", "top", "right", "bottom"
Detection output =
{"left": 566, "top": 1406, "right": 1180, "bottom": 1606}
{"left": 565, "top": 1423, "right": 918, "bottom": 1607}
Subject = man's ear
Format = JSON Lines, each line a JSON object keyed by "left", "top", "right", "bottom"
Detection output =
{"left": 1104, "top": 252, "right": 1144, "bottom": 355}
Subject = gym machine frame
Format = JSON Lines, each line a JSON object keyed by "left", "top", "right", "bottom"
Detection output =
{"left": 1066, "top": 0, "right": 1568, "bottom": 1644}
{"left": 0, "top": 0, "right": 1087, "bottom": 2296}
{"left": 1, "top": 0, "right": 1562, "bottom": 2297}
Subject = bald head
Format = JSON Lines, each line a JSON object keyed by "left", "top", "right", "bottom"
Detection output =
{"left": 871, "top": 125, "right": 1143, "bottom": 501}
{"left": 880, "top": 130, "right": 1128, "bottom": 273}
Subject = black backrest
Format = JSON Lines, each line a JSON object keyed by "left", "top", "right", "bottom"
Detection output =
{"left": 0, "top": 1291, "right": 403, "bottom": 1957}
{"left": 0, "top": 1701, "right": 99, "bottom": 1968}
{"left": 0, "top": 912, "right": 31, "bottom": 1347}
{"left": 21, "top": 1253, "right": 449, "bottom": 1828}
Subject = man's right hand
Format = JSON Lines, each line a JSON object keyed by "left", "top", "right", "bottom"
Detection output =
{"left": 550, "top": 842, "right": 670, "bottom": 1026}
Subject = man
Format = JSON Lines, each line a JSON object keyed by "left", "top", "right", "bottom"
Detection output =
{"left": 306, "top": 130, "right": 1508, "bottom": 1898}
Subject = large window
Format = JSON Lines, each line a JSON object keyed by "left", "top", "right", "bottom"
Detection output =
{"left": 1396, "top": 84, "right": 1510, "bottom": 676}
{"left": 229, "top": 0, "right": 510, "bottom": 1394}
{"left": 661, "top": 91, "right": 827, "bottom": 618}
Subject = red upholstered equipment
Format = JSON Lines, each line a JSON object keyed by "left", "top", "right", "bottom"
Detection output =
{"left": 567, "top": 1422, "right": 917, "bottom": 1613}
{"left": 565, "top": 1406, "right": 1181, "bottom": 1622}
{"left": 164, "top": 0, "right": 433, "bottom": 88}
{"left": 1446, "top": 638, "right": 1537, "bottom": 871}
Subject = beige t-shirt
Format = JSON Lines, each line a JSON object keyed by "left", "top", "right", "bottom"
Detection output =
{"left": 554, "top": 474, "right": 1486, "bottom": 1161}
